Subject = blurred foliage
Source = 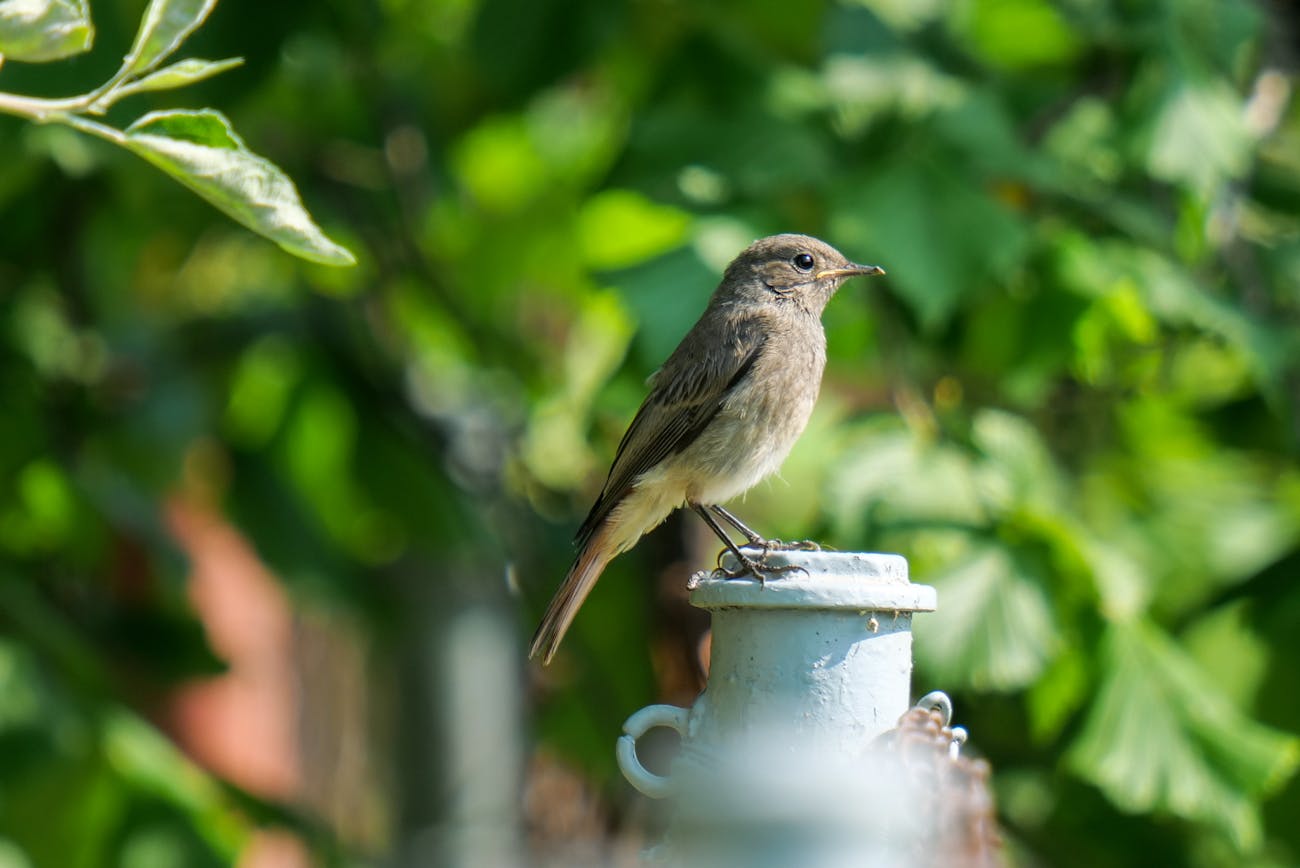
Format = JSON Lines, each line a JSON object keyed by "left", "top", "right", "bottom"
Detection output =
{"left": 2, "top": 0, "right": 1299, "bottom": 865}
{"left": 0, "top": 0, "right": 355, "bottom": 265}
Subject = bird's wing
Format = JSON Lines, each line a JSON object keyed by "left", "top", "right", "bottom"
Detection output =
{"left": 574, "top": 318, "right": 765, "bottom": 548}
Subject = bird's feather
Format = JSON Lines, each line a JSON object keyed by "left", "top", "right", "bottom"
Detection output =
{"left": 529, "top": 521, "right": 617, "bottom": 664}
{"left": 573, "top": 316, "right": 767, "bottom": 548}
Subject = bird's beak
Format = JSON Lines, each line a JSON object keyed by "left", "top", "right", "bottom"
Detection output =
{"left": 816, "top": 263, "right": 886, "bottom": 280}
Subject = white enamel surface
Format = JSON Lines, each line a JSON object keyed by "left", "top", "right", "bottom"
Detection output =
{"left": 616, "top": 704, "right": 690, "bottom": 800}
{"left": 615, "top": 551, "right": 947, "bottom": 866}
{"left": 619, "top": 551, "right": 937, "bottom": 798}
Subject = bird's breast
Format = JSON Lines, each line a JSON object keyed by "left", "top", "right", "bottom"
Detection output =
{"left": 675, "top": 327, "right": 826, "bottom": 504}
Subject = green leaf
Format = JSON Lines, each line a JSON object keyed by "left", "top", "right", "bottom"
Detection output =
{"left": 123, "top": 109, "right": 355, "bottom": 266}
{"left": 576, "top": 189, "right": 691, "bottom": 271}
{"left": 0, "top": 0, "right": 92, "bottom": 62}
{"left": 1027, "top": 647, "right": 1089, "bottom": 742}
{"left": 832, "top": 160, "right": 1029, "bottom": 329}
{"left": 521, "top": 289, "right": 635, "bottom": 489}
{"left": 102, "top": 711, "right": 245, "bottom": 857}
{"left": 1147, "top": 80, "right": 1253, "bottom": 195}
{"left": 955, "top": 0, "right": 1083, "bottom": 71}
{"left": 451, "top": 115, "right": 548, "bottom": 213}
{"left": 612, "top": 246, "right": 715, "bottom": 368}
{"left": 99, "top": 57, "right": 242, "bottom": 104}
{"left": 224, "top": 336, "right": 302, "bottom": 447}
{"left": 1055, "top": 234, "right": 1293, "bottom": 389}
{"left": 826, "top": 418, "right": 988, "bottom": 534}
{"left": 1070, "top": 621, "right": 1300, "bottom": 849}
{"left": 914, "top": 543, "right": 1059, "bottom": 691}
{"left": 282, "top": 382, "right": 395, "bottom": 562}
{"left": 843, "top": 0, "right": 946, "bottom": 32}
{"left": 127, "top": 106, "right": 242, "bottom": 147}
{"left": 1042, "top": 97, "right": 1122, "bottom": 184}
{"left": 120, "top": 0, "right": 218, "bottom": 77}
{"left": 815, "top": 53, "right": 966, "bottom": 136}
{"left": 970, "top": 409, "right": 1065, "bottom": 512}
{"left": 1183, "top": 602, "right": 1270, "bottom": 712}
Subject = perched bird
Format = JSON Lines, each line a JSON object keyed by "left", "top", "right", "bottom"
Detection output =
{"left": 529, "top": 234, "right": 884, "bottom": 664}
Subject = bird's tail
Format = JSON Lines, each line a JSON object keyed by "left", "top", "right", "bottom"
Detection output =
{"left": 529, "top": 522, "right": 616, "bottom": 665}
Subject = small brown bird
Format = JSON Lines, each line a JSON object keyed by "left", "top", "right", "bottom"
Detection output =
{"left": 529, "top": 234, "right": 884, "bottom": 664}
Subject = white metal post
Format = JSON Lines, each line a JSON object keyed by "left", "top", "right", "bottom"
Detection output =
{"left": 617, "top": 549, "right": 940, "bottom": 867}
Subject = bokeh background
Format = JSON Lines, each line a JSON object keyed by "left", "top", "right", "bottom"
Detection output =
{"left": 2, "top": 0, "right": 1299, "bottom": 865}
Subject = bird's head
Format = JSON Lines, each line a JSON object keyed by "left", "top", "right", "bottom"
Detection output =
{"left": 718, "top": 233, "right": 884, "bottom": 315}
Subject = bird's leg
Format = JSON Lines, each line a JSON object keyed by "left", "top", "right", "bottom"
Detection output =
{"left": 710, "top": 504, "right": 822, "bottom": 552}
{"left": 692, "top": 504, "right": 805, "bottom": 582}
{"left": 708, "top": 504, "right": 769, "bottom": 547}
{"left": 692, "top": 504, "right": 767, "bottom": 581}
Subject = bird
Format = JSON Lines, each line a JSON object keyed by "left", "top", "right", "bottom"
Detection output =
{"left": 529, "top": 234, "right": 885, "bottom": 664}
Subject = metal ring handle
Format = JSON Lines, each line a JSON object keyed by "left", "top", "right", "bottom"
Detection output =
{"left": 915, "top": 690, "right": 953, "bottom": 726}
{"left": 615, "top": 704, "right": 689, "bottom": 799}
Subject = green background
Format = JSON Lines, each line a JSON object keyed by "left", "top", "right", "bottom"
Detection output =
{"left": 2, "top": 0, "right": 1299, "bottom": 865}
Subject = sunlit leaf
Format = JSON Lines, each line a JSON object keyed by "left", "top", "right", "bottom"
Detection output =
{"left": 6, "top": 460, "right": 75, "bottom": 551}
{"left": 281, "top": 382, "right": 398, "bottom": 563}
{"left": 522, "top": 290, "right": 635, "bottom": 489}
{"left": 103, "top": 57, "right": 242, "bottom": 103}
{"left": 914, "top": 543, "right": 1059, "bottom": 690}
{"left": 1078, "top": 538, "right": 1150, "bottom": 622}
{"left": 123, "top": 109, "right": 355, "bottom": 265}
{"left": 1055, "top": 233, "right": 1292, "bottom": 388}
{"left": 816, "top": 54, "right": 965, "bottom": 136}
{"left": 451, "top": 116, "right": 548, "bottom": 213}
{"left": 224, "top": 336, "right": 301, "bottom": 447}
{"left": 120, "top": 0, "right": 218, "bottom": 77}
{"left": 955, "top": 0, "right": 1083, "bottom": 71}
{"left": 1070, "top": 621, "right": 1300, "bottom": 848}
{"left": 102, "top": 712, "right": 245, "bottom": 857}
{"left": 0, "top": 0, "right": 91, "bottom": 62}
{"left": 1042, "top": 97, "right": 1122, "bottom": 183}
{"left": 1182, "top": 602, "right": 1271, "bottom": 712}
{"left": 1147, "top": 80, "right": 1253, "bottom": 194}
{"left": 561, "top": 289, "right": 635, "bottom": 403}
{"left": 577, "top": 189, "right": 691, "bottom": 271}
{"left": 827, "top": 419, "right": 986, "bottom": 536}
{"left": 970, "top": 409, "right": 1064, "bottom": 512}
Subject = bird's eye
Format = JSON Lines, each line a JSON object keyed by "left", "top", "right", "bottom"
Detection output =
{"left": 792, "top": 253, "right": 815, "bottom": 272}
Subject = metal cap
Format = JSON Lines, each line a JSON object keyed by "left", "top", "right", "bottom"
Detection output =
{"left": 688, "top": 549, "right": 936, "bottom": 612}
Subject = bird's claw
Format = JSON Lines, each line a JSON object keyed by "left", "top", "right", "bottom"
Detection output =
{"left": 762, "top": 538, "right": 822, "bottom": 552}
{"left": 716, "top": 548, "right": 809, "bottom": 584}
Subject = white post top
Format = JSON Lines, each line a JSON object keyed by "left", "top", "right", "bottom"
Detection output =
{"left": 688, "top": 549, "right": 936, "bottom": 613}
{"left": 618, "top": 547, "right": 940, "bottom": 821}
